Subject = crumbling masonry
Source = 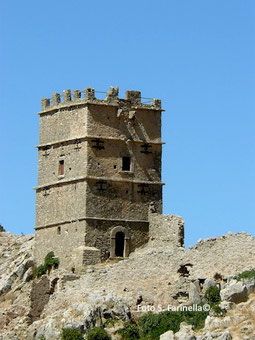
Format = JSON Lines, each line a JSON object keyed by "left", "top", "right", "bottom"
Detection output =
{"left": 34, "top": 87, "right": 165, "bottom": 271}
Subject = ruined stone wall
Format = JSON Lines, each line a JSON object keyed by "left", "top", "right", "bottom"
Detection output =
{"left": 184, "top": 232, "right": 255, "bottom": 279}
{"left": 36, "top": 181, "right": 87, "bottom": 227}
{"left": 148, "top": 213, "right": 185, "bottom": 248}
{"left": 34, "top": 220, "right": 86, "bottom": 270}
{"left": 148, "top": 215, "right": 255, "bottom": 279}
{"left": 82, "top": 247, "right": 101, "bottom": 266}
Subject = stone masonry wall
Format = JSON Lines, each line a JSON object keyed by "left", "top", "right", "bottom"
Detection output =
{"left": 34, "top": 220, "right": 86, "bottom": 270}
{"left": 86, "top": 139, "right": 161, "bottom": 182}
{"left": 36, "top": 181, "right": 87, "bottom": 227}
{"left": 85, "top": 220, "right": 149, "bottom": 260}
{"left": 35, "top": 87, "right": 163, "bottom": 268}
{"left": 87, "top": 104, "right": 161, "bottom": 143}
{"left": 39, "top": 106, "right": 87, "bottom": 145}
{"left": 38, "top": 140, "right": 88, "bottom": 186}
{"left": 86, "top": 181, "right": 162, "bottom": 220}
{"left": 184, "top": 232, "right": 255, "bottom": 279}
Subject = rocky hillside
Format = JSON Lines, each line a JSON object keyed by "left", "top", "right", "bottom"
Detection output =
{"left": 0, "top": 229, "right": 254, "bottom": 340}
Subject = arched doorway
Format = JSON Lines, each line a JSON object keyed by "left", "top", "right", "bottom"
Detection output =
{"left": 110, "top": 226, "right": 130, "bottom": 258}
{"left": 115, "top": 232, "right": 125, "bottom": 257}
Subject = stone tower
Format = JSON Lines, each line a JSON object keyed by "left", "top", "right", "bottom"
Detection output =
{"left": 34, "top": 87, "right": 164, "bottom": 271}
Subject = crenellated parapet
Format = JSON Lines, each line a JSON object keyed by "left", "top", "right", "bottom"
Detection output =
{"left": 40, "top": 86, "right": 162, "bottom": 112}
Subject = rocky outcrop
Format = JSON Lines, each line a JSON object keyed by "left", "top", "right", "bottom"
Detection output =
{"left": 160, "top": 323, "right": 233, "bottom": 340}
{"left": 27, "top": 292, "right": 131, "bottom": 340}
{"left": 0, "top": 233, "right": 34, "bottom": 295}
{"left": 220, "top": 281, "right": 248, "bottom": 304}
{"left": 0, "top": 230, "right": 255, "bottom": 339}
{"left": 160, "top": 330, "right": 175, "bottom": 340}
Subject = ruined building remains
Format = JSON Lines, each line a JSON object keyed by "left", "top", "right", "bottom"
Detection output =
{"left": 34, "top": 87, "right": 164, "bottom": 270}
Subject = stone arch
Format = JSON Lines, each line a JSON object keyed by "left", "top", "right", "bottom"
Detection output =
{"left": 110, "top": 226, "right": 130, "bottom": 258}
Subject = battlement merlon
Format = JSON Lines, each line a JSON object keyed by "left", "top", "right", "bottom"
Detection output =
{"left": 40, "top": 87, "right": 162, "bottom": 113}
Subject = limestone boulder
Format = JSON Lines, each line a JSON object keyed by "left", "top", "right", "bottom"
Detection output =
{"left": 204, "top": 315, "right": 231, "bottom": 330}
{"left": 220, "top": 281, "right": 248, "bottom": 303}
{"left": 174, "top": 322, "right": 196, "bottom": 340}
{"left": 160, "top": 330, "right": 174, "bottom": 340}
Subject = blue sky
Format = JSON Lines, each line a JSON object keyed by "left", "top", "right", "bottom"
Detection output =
{"left": 0, "top": 0, "right": 254, "bottom": 247}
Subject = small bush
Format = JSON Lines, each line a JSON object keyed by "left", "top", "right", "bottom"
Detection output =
{"left": 34, "top": 252, "right": 60, "bottom": 278}
{"left": 44, "top": 251, "right": 60, "bottom": 272}
{"left": 87, "top": 327, "right": 111, "bottom": 340}
{"left": 34, "top": 264, "right": 47, "bottom": 278}
{"left": 118, "top": 322, "right": 140, "bottom": 340}
{"left": 205, "top": 286, "right": 221, "bottom": 304}
{"left": 61, "top": 328, "right": 84, "bottom": 340}
{"left": 237, "top": 269, "right": 255, "bottom": 281}
{"left": 118, "top": 309, "right": 209, "bottom": 340}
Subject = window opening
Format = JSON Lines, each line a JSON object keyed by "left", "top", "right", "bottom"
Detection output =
{"left": 58, "top": 160, "right": 65, "bottom": 175}
{"left": 122, "top": 157, "right": 131, "bottom": 171}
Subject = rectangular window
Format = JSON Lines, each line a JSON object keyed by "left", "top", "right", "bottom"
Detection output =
{"left": 122, "top": 157, "right": 131, "bottom": 171}
{"left": 58, "top": 160, "right": 65, "bottom": 176}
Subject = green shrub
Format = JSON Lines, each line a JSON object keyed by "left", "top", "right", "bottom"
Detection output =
{"left": 44, "top": 251, "right": 60, "bottom": 272}
{"left": 139, "top": 312, "right": 180, "bottom": 338}
{"left": 237, "top": 269, "right": 255, "bottom": 281}
{"left": 34, "top": 264, "right": 47, "bottom": 278}
{"left": 61, "top": 328, "right": 84, "bottom": 340}
{"left": 34, "top": 252, "right": 60, "bottom": 278}
{"left": 87, "top": 327, "right": 111, "bottom": 340}
{"left": 118, "top": 322, "right": 140, "bottom": 340}
{"left": 205, "top": 286, "right": 221, "bottom": 304}
{"left": 118, "top": 309, "right": 209, "bottom": 340}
